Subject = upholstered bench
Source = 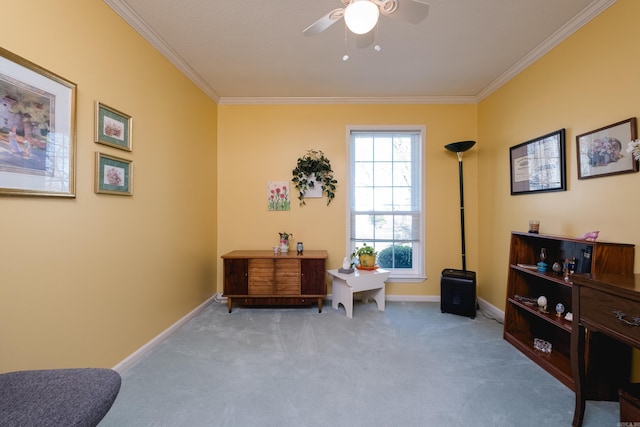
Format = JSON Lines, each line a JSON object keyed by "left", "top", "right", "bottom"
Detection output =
{"left": 0, "top": 368, "right": 121, "bottom": 427}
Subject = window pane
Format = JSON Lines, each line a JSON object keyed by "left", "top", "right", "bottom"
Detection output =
{"left": 353, "top": 187, "right": 373, "bottom": 211}
{"left": 353, "top": 214, "right": 375, "bottom": 240}
{"left": 374, "top": 137, "right": 393, "bottom": 160}
{"left": 373, "top": 162, "right": 393, "bottom": 186}
{"left": 373, "top": 187, "right": 392, "bottom": 211}
{"left": 393, "top": 187, "right": 412, "bottom": 211}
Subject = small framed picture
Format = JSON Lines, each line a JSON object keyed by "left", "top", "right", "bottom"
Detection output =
{"left": 510, "top": 129, "right": 566, "bottom": 195}
{"left": 95, "top": 152, "right": 132, "bottom": 195}
{"left": 576, "top": 117, "right": 638, "bottom": 179}
{"left": 95, "top": 102, "right": 132, "bottom": 151}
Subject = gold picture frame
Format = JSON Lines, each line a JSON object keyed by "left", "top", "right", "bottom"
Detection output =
{"left": 0, "top": 47, "right": 76, "bottom": 197}
{"left": 95, "top": 152, "right": 133, "bottom": 196}
{"left": 95, "top": 102, "right": 132, "bottom": 151}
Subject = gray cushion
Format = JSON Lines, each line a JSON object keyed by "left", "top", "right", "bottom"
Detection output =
{"left": 0, "top": 368, "right": 121, "bottom": 427}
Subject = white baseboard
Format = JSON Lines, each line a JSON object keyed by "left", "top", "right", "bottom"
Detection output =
{"left": 112, "top": 294, "right": 217, "bottom": 373}
{"left": 477, "top": 297, "right": 505, "bottom": 322}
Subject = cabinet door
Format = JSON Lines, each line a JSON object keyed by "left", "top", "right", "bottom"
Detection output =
{"left": 301, "top": 259, "right": 326, "bottom": 295}
{"left": 249, "top": 259, "right": 274, "bottom": 295}
{"left": 275, "top": 259, "right": 301, "bottom": 295}
{"left": 223, "top": 258, "right": 248, "bottom": 296}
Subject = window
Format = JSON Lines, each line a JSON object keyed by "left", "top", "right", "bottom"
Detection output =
{"left": 348, "top": 126, "right": 425, "bottom": 280}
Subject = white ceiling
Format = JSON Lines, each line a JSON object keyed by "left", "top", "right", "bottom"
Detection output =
{"left": 105, "top": 0, "right": 615, "bottom": 104}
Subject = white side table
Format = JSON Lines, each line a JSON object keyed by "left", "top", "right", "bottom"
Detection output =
{"left": 327, "top": 268, "right": 390, "bottom": 319}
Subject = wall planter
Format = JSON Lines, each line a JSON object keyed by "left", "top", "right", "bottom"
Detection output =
{"left": 292, "top": 149, "right": 337, "bottom": 206}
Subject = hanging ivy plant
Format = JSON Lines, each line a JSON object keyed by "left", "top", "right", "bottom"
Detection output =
{"left": 291, "top": 149, "right": 337, "bottom": 206}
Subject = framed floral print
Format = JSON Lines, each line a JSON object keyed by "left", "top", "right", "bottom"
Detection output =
{"left": 576, "top": 117, "right": 638, "bottom": 179}
{"left": 95, "top": 152, "right": 132, "bottom": 195}
{"left": 95, "top": 102, "right": 132, "bottom": 151}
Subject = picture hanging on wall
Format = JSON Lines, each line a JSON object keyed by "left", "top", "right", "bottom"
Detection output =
{"left": 576, "top": 117, "right": 638, "bottom": 179}
{"left": 95, "top": 102, "right": 132, "bottom": 151}
{"left": 0, "top": 46, "right": 76, "bottom": 197}
{"left": 510, "top": 129, "right": 566, "bottom": 195}
{"left": 95, "top": 152, "right": 132, "bottom": 196}
{"left": 267, "top": 181, "right": 290, "bottom": 211}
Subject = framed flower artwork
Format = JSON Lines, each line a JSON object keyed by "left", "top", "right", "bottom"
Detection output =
{"left": 95, "top": 152, "right": 132, "bottom": 195}
{"left": 267, "top": 181, "right": 290, "bottom": 211}
{"left": 95, "top": 102, "right": 132, "bottom": 151}
{"left": 577, "top": 117, "right": 638, "bottom": 179}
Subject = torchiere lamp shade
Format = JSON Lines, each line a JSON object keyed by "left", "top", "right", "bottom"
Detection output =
{"left": 445, "top": 140, "right": 476, "bottom": 153}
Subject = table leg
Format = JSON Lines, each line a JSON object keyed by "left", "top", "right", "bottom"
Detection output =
{"left": 331, "top": 278, "right": 353, "bottom": 318}
{"left": 372, "top": 285, "right": 385, "bottom": 311}
{"left": 227, "top": 297, "right": 233, "bottom": 313}
{"left": 317, "top": 297, "right": 323, "bottom": 313}
{"left": 571, "top": 303, "right": 585, "bottom": 426}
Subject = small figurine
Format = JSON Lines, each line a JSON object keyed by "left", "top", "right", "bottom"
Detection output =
{"left": 555, "top": 303, "right": 565, "bottom": 317}
{"left": 338, "top": 256, "right": 354, "bottom": 274}
{"left": 537, "top": 296, "right": 547, "bottom": 312}
{"left": 577, "top": 231, "right": 599, "bottom": 241}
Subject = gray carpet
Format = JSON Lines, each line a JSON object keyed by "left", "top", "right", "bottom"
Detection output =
{"left": 100, "top": 301, "right": 617, "bottom": 426}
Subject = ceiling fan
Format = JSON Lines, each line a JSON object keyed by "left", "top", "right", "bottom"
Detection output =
{"left": 303, "top": 0, "right": 430, "bottom": 36}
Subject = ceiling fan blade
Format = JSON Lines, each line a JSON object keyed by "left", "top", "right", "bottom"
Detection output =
{"left": 303, "top": 8, "right": 345, "bottom": 36}
{"left": 393, "top": 0, "right": 430, "bottom": 25}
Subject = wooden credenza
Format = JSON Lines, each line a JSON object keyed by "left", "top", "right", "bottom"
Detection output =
{"left": 221, "top": 250, "right": 328, "bottom": 313}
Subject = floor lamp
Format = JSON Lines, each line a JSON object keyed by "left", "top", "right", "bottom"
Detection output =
{"left": 440, "top": 140, "right": 477, "bottom": 318}
{"left": 444, "top": 140, "right": 476, "bottom": 271}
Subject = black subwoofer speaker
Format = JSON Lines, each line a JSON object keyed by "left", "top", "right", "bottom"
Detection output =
{"left": 441, "top": 268, "right": 477, "bottom": 318}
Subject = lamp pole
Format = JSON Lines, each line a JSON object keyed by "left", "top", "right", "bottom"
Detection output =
{"left": 444, "top": 141, "right": 476, "bottom": 272}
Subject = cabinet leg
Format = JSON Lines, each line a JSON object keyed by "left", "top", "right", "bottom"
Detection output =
{"left": 227, "top": 298, "right": 232, "bottom": 313}
{"left": 317, "top": 297, "right": 323, "bottom": 313}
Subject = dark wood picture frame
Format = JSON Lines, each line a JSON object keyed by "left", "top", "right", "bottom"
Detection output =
{"left": 510, "top": 129, "right": 566, "bottom": 195}
{"left": 576, "top": 117, "right": 638, "bottom": 180}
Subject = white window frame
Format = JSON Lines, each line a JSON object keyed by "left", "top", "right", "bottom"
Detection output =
{"left": 346, "top": 125, "right": 426, "bottom": 281}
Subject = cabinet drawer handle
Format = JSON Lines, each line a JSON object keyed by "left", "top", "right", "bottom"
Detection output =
{"left": 613, "top": 310, "right": 640, "bottom": 327}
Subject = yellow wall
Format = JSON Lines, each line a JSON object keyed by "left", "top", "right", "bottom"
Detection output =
{"left": 217, "top": 104, "right": 478, "bottom": 296}
{"left": 0, "top": 1, "right": 217, "bottom": 371}
{"left": 478, "top": 0, "right": 640, "bottom": 309}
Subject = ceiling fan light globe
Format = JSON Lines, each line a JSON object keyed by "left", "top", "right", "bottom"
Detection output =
{"left": 344, "top": 0, "right": 379, "bottom": 35}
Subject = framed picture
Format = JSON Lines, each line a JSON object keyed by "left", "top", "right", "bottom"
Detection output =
{"left": 576, "top": 117, "right": 638, "bottom": 179}
{"left": 267, "top": 181, "right": 290, "bottom": 211}
{"left": 95, "top": 152, "right": 132, "bottom": 195}
{"left": 510, "top": 129, "right": 566, "bottom": 195}
{"left": 0, "top": 47, "right": 76, "bottom": 197}
{"left": 95, "top": 102, "right": 132, "bottom": 151}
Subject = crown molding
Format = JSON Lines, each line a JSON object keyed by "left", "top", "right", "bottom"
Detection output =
{"left": 104, "top": 0, "right": 221, "bottom": 102}
{"left": 475, "top": 0, "right": 617, "bottom": 101}
{"left": 217, "top": 95, "right": 478, "bottom": 105}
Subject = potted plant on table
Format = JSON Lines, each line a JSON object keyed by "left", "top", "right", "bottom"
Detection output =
{"left": 351, "top": 243, "right": 377, "bottom": 269}
{"left": 291, "top": 149, "right": 337, "bottom": 206}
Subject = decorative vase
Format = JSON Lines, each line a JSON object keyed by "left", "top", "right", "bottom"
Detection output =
{"left": 279, "top": 240, "right": 289, "bottom": 253}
